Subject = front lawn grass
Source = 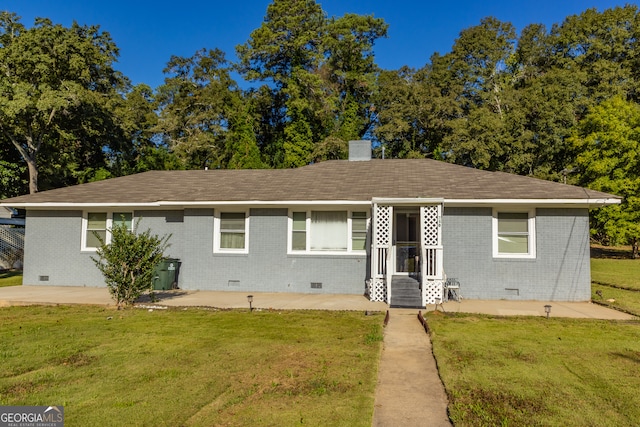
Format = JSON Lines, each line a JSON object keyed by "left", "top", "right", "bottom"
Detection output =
{"left": 0, "top": 270, "right": 22, "bottom": 287}
{"left": 591, "top": 258, "right": 640, "bottom": 291}
{"left": 428, "top": 312, "right": 640, "bottom": 426}
{"left": 0, "top": 305, "right": 384, "bottom": 427}
{"left": 592, "top": 283, "right": 640, "bottom": 316}
{"left": 591, "top": 249, "right": 640, "bottom": 316}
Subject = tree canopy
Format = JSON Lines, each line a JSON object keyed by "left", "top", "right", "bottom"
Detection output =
{"left": 2, "top": 3, "right": 640, "bottom": 250}
{"left": 0, "top": 12, "right": 128, "bottom": 194}
{"left": 570, "top": 96, "right": 640, "bottom": 256}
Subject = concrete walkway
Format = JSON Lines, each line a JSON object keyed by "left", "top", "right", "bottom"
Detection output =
{"left": 373, "top": 309, "right": 451, "bottom": 426}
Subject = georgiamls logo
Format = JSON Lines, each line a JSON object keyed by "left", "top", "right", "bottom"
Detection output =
{"left": 0, "top": 405, "right": 64, "bottom": 426}
{"left": 45, "top": 406, "right": 63, "bottom": 415}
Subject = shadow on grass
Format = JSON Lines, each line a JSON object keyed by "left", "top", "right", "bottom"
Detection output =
{"left": 0, "top": 270, "right": 22, "bottom": 279}
{"left": 0, "top": 270, "right": 23, "bottom": 287}
{"left": 591, "top": 244, "right": 634, "bottom": 259}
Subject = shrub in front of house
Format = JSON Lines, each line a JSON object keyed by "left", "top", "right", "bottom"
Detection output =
{"left": 92, "top": 220, "right": 171, "bottom": 307}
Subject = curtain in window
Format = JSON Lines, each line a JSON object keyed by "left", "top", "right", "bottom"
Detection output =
{"left": 220, "top": 213, "right": 245, "bottom": 249}
{"left": 311, "top": 211, "right": 347, "bottom": 251}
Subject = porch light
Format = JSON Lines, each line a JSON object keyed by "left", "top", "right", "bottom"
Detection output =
{"left": 247, "top": 295, "right": 254, "bottom": 312}
{"left": 544, "top": 304, "right": 552, "bottom": 319}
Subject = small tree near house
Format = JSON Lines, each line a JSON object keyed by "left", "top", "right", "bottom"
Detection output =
{"left": 92, "top": 220, "right": 171, "bottom": 308}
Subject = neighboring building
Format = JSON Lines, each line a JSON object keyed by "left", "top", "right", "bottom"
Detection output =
{"left": 0, "top": 206, "right": 25, "bottom": 270}
{"left": 0, "top": 141, "right": 620, "bottom": 307}
{"left": 0, "top": 206, "right": 11, "bottom": 219}
{"left": 0, "top": 206, "right": 25, "bottom": 225}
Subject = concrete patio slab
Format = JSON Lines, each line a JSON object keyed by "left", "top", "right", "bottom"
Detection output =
{"left": 0, "top": 286, "right": 635, "bottom": 320}
{"left": 433, "top": 298, "right": 635, "bottom": 320}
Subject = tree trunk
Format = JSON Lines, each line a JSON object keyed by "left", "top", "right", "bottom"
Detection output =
{"left": 5, "top": 132, "right": 40, "bottom": 194}
{"left": 632, "top": 237, "right": 638, "bottom": 259}
{"left": 25, "top": 155, "right": 39, "bottom": 194}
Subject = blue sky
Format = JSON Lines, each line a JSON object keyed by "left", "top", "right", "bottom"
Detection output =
{"left": 2, "top": 0, "right": 630, "bottom": 89}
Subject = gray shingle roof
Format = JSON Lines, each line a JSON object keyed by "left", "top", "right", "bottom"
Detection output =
{"left": 0, "top": 159, "right": 620, "bottom": 206}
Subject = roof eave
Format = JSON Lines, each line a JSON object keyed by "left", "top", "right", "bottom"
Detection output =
{"left": 1, "top": 197, "right": 621, "bottom": 209}
{"left": 444, "top": 198, "right": 621, "bottom": 208}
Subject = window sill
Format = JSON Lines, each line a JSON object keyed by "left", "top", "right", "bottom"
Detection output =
{"left": 493, "top": 254, "right": 536, "bottom": 260}
{"left": 288, "top": 250, "right": 366, "bottom": 257}
{"left": 214, "top": 250, "right": 249, "bottom": 255}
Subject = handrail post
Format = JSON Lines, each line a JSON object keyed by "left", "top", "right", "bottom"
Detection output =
{"left": 385, "top": 247, "right": 392, "bottom": 304}
{"left": 421, "top": 246, "right": 427, "bottom": 307}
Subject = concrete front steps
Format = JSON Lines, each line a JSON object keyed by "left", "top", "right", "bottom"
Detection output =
{"left": 390, "top": 275, "right": 424, "bottom": 309}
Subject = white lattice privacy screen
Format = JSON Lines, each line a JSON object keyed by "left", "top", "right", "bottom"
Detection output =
{"left": 369, "top": 204, "right": 391, "bottom": 302}
{"left": 0, "top": 226, "right": 24, "bottom": 269}
{"left": 421, "top": 204, "right": 443, "bottom": 305}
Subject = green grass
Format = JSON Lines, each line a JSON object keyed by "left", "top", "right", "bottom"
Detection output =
{"left": 592, "top": 258, "right": 640, "bottom": 290}
{"left": 428, "top": 312, "right": 640, "bottom": 427}
{"left": 0, "top": 306, "right": 384, "bottom": 426}
{"left": 0, "top": 271, "right": 22, "bottom": 287}
{"left": 425, "top": 248, "right": 640, "bottom": 426}
{"left": 591, "top": 253, "right": 640, "bottom": 316}
{"left": 592, "top": 283, "right": 640, "bottom": 316}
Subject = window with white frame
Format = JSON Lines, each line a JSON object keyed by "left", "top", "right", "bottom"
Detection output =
{"left": 351, "top": 212, "right": 368, "bottom": 251}
{"left": 493, "top": 209, "right": 536, "bottom": 258}
{"left": 292, "top": 212, "right": 307, "bottom": 251}
{"left": 82, "top": 211, "right": 133, "bottom": 250}
{"left": 290, "top": 210, "right": 368, "bottom": 253}
{"left": 215, "top": 211, "right": 249, "bottom": 253}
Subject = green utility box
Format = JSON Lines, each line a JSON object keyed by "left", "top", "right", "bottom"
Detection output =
{"left": 152, "top": 258, "right": 181, "bottom": 290}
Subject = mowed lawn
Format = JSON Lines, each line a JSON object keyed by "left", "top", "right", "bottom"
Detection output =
{"left": 592, "top": 258, "right": 640, "bottom": 290}
{"left": 591, "top": 246, "right": 640, "bottom": 315}
{"left": 0, "top": 306, "right": 384, "bottom": 427}
{"left": 428, "top": 313, "right": 640, "bottom": 426}
{"left": 2, "top": 248, "right": 639, "bottom": 426}
{"left": 428, "top": 249, "right": 640, "bottom": 426}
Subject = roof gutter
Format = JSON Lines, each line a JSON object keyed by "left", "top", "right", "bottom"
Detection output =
{"left": 443, "top": 198, "right": 621, "bottom": 207}
{"left": 0, "top": 197, "right": 620, "bottom": 209}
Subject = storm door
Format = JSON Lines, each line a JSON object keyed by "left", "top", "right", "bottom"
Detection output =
{"left": 394, "top": 209, "right": 420, "bottom": 275}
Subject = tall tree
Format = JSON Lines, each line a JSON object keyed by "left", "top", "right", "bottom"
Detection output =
{"left": 321, "top": 13, "right": 388, "bottom": 142}
{"left": 155, "top": 48, "right": 238, "bottom": 169}
{"left": 570, "top": 97, "right": 640, "bottom": 257}
{"left": 548, "top": 5, "right": 639, "bottom": 103}
{"left": 244, "top": 85, "right": 287, "bottom": 167}
{"left": 225, "top": 104, "right": 264, "bottom": 169}
{"left": 237, "top": 0, "right": 386, "bottom": 166}
{"left": 0, "top": 12, "right": 127, "bottom": 193}
{"left": 237, "top": 0, "right": 326, "bottom": 167}
{"left": 374, "top": 65, "right": 449, "bottom": 159}
{"left": 441, "top": 17, "right": 517, "bottom": 169}
{"left": 506, "top": 23, "right": 582, "bottom": 179}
